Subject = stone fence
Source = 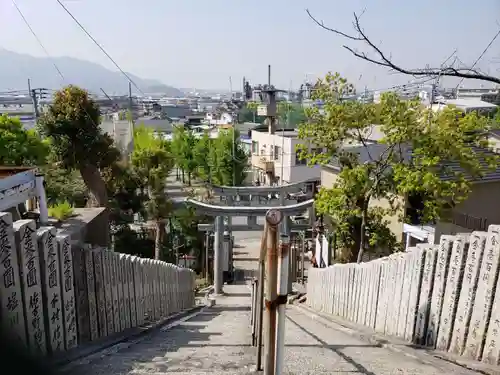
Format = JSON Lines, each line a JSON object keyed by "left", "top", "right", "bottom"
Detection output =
{"left": 307, "top": 225, "right": 500, "bottom": 366}
{"left": 0, "top": 211, "right": 195, "bottom": 357}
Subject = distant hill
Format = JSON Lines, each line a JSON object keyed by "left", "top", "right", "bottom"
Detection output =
{"left": 0, "top": 49, "right": 183, "bottom": 97}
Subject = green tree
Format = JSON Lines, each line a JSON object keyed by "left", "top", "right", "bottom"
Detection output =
{"left": 193, "top": 131, "right": 212, "bottom": 182}
{"left": 38, "top": 85, "right": 120, "bottom": 207}
{"left": 131, "top": 129, "right": 174, "bottom": 260}
{"left": 209, "top": 128, "right": 248, "bottom": 186}
{"left": 171, "top": 126, "right": 197, "bottom": 185}
{"left": 277, "top": 102, "right": 307, "bottom": 129}
{"left": 239, "top": 101, "right": 266, "bottom": 124}
{"left": 0, "top": 115, "right": 48, "bottom": 166}
{"left": 298, "top": 72, "right": 497, "bottom": 263}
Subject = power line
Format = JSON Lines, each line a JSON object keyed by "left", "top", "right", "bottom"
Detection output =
{"left": 455, "top": 27, "right": 500, "bottom": 90}
{"left": 12, "top": 0, "right": 103, "bottom": 129}
{"left": 55, "top": 0, "right": 145, "bottom": 96}
{"left": 11, "top": 0, "right": 66, "bottom": 82}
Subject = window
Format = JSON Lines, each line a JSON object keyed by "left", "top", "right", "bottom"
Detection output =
{"left": 251, "top": 141, "right": 259, "bottom": 154}
{"left": 274, "top": 146, "right": 281, "bottom": 161}
{"left": 295, "top": 151, "right": 307, "bottom": 166}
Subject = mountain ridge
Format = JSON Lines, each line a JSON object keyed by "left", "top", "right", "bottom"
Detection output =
{"left": 0, "top": 49, "right": 183, "bottom": 97}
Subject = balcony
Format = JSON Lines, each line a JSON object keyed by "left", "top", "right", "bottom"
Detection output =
{"left": 253, "top": 156, "right": 274, "bottom": 173}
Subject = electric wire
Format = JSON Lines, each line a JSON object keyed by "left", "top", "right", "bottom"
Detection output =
{"left": 55, "top": 0, "right": 145, "bottom": 96}
{"left": 11, "top": 0, "right": 102, "bottom": 130}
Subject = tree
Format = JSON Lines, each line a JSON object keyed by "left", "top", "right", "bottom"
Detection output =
{"left": 239, "top": 102, "right": 266, "bottom": 124}
{"left": 38, "top": 85, "right": 120, "bottom": 208}
{"left": 298, "top": 73, "right": 497, "bottom": 263}
{"left": 193, "top": 131, "right": 212, "bottom": 182}
{"left": 131, "top": 128, "right": 174, "bottom": 260}
{"left": 209, "top": 128, "right": 249, "bottom": 186}
{"left": 277, "top": 102, "right": 307, "bottom": 129}
{"left": 0, "top": 115, "right": 48, "bottom": 166}
{"left": 306, "top": 10, "right": 500, "bottom": 85}
{"left": 171, "top": 126, "right": 197, "bottom": 185}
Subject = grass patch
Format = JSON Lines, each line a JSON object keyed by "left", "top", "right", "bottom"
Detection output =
{"left": 48, "top": 201, "right": 75, "bottom": 221}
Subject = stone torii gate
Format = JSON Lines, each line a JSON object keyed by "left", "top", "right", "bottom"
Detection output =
{"left": 186, "top": 198, "right": 314, "bottom": 295}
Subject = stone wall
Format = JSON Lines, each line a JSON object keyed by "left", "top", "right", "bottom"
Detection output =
{"left": 0, "top": 212, "right": 196, "bottom": 357}
{"left": 307, "top": 225, "right": 500, "bottom": 365}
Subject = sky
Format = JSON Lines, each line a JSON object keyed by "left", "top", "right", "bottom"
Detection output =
{"left": 1, "top": 0, "right": 499, "bottom": 91}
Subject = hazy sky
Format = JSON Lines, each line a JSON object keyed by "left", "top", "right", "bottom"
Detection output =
{"left": 1, "top": 0, "right": 499, "bottom": 90}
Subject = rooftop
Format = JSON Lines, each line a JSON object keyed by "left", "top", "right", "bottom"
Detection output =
{"left": 324, "top": 142, "right": 500, "bottom": 183}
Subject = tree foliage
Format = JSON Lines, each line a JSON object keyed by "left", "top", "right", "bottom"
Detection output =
{"left": 38, "top": 85, "right": 120, "bottom": 207}
{"left": 277, "top": 102, "right": 307, "bottom": 129}
{"left": 208, "top": 128, "right": 249, "bottom": 186}
{"left": 131, "top": 126, "right": 175, "bottom": 260}
{"left": 0, "top": 115, "right": 48, "bottom": 166}
{"left": 298, "top": 72, "right": 498, "bottom": 262}
{"left": 171, "top": 126, "right": 197, "bottom": 185}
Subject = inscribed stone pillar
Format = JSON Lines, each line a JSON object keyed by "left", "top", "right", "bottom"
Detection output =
{"left": 369, "top": 261, "right": 382, "bottom": 329}
{"left": 111, "top": 252, "right": 121, "bottom": 332}
{"left": 145, "top": 259, "right": 154, "bottom": 319}
{"left": 393, "top": 251, "right": 415, "bottom": 337}
{"left": 151, "top": 260, "right": 159, "bottom": 319}
{"left": 449, "top": 231, "right": 487, "bottom": 355}
{"left": 130, "top": 256, "right": 140, "bottom": 326}
{"left": 37, "top": 226, "right": 64, "bottom": 352}
{"left": 119, "top": 254, "right": 131, "bottom": 329}
{"left": 134, "top": 257, "right": 145, "bottom": 325}
{"left": 71, "top": 243, "right": 90, "bottom": 343}
{"left": 397, "top": 252, "right": 414, "bottom": 337}
{"left": 0, "top": 213, "right": 26, "bottom": 348}
{"left": 436, "top": 235, "right": 469, "bottom": 351}
{"left": 140, "top": 259, "right": 151, "bottom": 320}
{"left": 358, "top": 265, "right": 368, "bottom": 325}
{"left": 482, "top": 228, "right": 500, "bottom": 365}
{"left": 415, "top": 245, "right": 438, "bottom": 345}
{"left": 375, "top": 259, "right": 390, "bottom": 333}
{"left": 92, "top": 248, "right": 107, "bottom": 337}
{"left": 83, "top": 246, "right": 98, "bottom": 341}
{"left": 56, "top": 233, "right": 77, "bottom": 350}
{"left": 389, "top": 255, "right": 405, "bottom": 336}
{"left": 384, "top": 256, "right": 398, "bottom": 334}
{"left": 405, "top": 246, "right": 426, "bottom": 342}
{"left": 101, "top": 251, "right": 115, "bottom": 335}
{"left": 157, "top": 261, "right": 165, "bottom": 317}
{"left": 13, "top": 219, "right": 46, "bottom": 355}
{"left": 464, "top": 227, "right": 500, "bottom": 360}
{"left": 426, "top": 236, "right": 453, "bottom": 348}
{"left": 126, "top": 256, "right": 137, "bottom": 327}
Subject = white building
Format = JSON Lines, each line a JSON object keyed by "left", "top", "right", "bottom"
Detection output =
{"left": 205, "top": 111, "right": 233, "bottom": 126}
{"left": 250, "top": 128, "right": 323, "bottom": 185}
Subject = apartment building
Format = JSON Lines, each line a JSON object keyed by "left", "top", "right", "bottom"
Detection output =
{"left": 249, "top": 127, "right": 323, "bottom": 185}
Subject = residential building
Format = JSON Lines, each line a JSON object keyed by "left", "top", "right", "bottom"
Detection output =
{"left": 250, "top": 126, "right": 323, "bottom": 185}
{"left": 320, "top": 143, "right": 500, "bottom": 251}
{"left": 457, "top": 87, "right": 500, "bottom": 106}
{"left": 431, "top": 98, "right": 498, "bottom": 117}
{"left": 206, "top": 111, "right": 233, "bottom": 126}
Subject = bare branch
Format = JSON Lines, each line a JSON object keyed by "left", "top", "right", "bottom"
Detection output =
{"left": 306, "top": 9, "right": 500, "bottom": 85}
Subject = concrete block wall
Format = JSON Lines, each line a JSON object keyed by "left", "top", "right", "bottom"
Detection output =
{"left": 307, "top": 225, "right": 500, "bottom": 365}
{"left": 0, "top": 212, "right": 196, "bottom": 357}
